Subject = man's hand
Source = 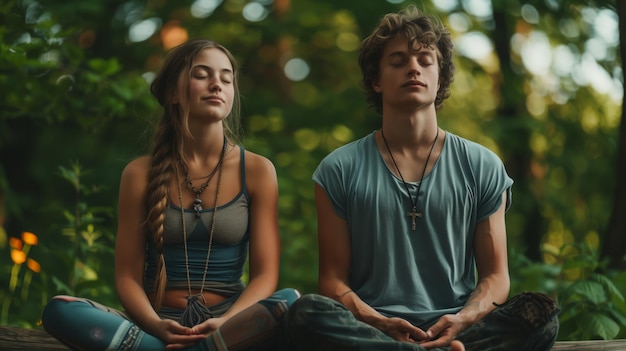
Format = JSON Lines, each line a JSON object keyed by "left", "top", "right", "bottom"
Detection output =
{"left": 418, "top": 313, "right": 468, "bottom": 349}
{"left": 377, "top": 316, "right": 428, "bottom": 343}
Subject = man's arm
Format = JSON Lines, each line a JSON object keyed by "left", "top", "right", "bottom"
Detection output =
{"left": 459, "top": 191, "right": 511, "bottom": 323}
{"left": 421, "top": 191, "right": 510, "bottom": 348}
{"left": 315, "top": 184, "right": 428, "bottom": 343}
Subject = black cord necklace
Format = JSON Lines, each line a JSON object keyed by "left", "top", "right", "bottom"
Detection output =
{"left": 178, "top": 136, "right": 228, "bottom": 217}
{"left": 381, "top": 128, "right": 439, "bottom": 231}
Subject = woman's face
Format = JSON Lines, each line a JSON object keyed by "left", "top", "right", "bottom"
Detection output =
{"left": 175, "top": 47, "right": 235, "bottom": 122}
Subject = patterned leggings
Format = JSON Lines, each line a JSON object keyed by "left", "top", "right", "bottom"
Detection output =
{"left": 41, "top": 288, "right": 300, "bottom": 351}
{"left": 283, "top": 292, "right": 560, "bottom": 351}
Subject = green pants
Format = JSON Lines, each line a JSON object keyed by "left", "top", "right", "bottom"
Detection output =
{"left": 284, "top": 292, "right": 559, "bottom": 351}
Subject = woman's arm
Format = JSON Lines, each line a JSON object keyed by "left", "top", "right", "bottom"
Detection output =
{"left": 115, "top": 157, "right": 161, "bottom": 329}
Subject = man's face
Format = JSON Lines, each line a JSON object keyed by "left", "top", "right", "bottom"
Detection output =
{"left": 373, "top": 35, "right": 440, "bottom": 112}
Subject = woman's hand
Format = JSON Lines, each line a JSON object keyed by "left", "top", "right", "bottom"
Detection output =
{"left": 147, "top": 318, "right": 207, "bottom": 349}
{"left": 189, "top": 316, "right": 227, "bottom": 335}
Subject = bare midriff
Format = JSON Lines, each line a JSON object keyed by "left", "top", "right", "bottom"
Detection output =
{"left": 149, "top": 289, "right": 227, "bottom": 309}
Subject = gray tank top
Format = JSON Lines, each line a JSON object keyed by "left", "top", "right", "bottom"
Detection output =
{"left": 144, "top": 146, "right": 250, "bottom": 293}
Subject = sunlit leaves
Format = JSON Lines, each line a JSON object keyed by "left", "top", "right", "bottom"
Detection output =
{"left": 294, "top": 128, "right": 320, "bottom": 151}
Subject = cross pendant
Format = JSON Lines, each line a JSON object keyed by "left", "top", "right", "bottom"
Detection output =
{"left": 407, "top": 208, "right": 422, "bottom": 231}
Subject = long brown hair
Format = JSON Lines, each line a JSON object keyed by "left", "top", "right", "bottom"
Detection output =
{"left": 145, "top": 39, "right": 242, "bottom": 310}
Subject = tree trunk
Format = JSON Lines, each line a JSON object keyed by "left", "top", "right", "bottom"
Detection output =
{"left": 601, "top": 0, "right": 626, "bottom": 271}
{"left": 491, "top": 4, "right": 545, "bottom": 261}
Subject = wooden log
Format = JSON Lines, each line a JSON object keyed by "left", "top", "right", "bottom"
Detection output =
{"left": 0, "top": 325, "right": 69, "bottom": 350}
{"left": 0, "top": 325, "right": 625, "bottom": 350}
{"left": 551, "top": 339, "right": 626, "bottom": 351}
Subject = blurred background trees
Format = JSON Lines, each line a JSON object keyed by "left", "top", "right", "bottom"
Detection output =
{"left": 1, "top": 0, "right": 624, "bottom": 340}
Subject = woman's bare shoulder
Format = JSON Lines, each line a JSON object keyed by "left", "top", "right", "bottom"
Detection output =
{"left": 120, "top": 155, "right": 152, "bottom": 182}
{"left": 243, "top": 150, "right": 276, "bottom": 177}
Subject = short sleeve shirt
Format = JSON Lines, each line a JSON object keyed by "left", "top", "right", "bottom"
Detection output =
{"left": 312, "top": 131, "right": 514, "bottom": 329}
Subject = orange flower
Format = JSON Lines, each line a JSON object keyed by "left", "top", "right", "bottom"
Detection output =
{"left": 27, "top": 258, "right": 41, "bottom": 273}
{"left": 9, "top": 237, "right": 23, "bottom": 250}
{"left": 22, "top": 231, "right": 38, "bottom": 246}
{"left": 11, "top": 249, "right": 26, "bottom": 264}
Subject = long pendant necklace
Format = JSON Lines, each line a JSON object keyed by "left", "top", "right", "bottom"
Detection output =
{"left": 175, "top": 141, "right": 226, "bottom": 327}
{"left": 179, "top": 136, "right": 227, "bottom": 217}
{"left": 381, "top": 128, "right": 439, "bottom": 231}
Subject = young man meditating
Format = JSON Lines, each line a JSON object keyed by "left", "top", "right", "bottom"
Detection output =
{"left": 285, "top": 5, "right": 559, "bottom": 351}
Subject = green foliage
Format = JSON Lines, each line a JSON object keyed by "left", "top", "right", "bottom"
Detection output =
{"left": 557, "top": 243, "right": 626, "bottom": 340}
{"left": 54, "top": 162, "right": 116, "bottom": 298}
{"left": 0, "top": 163, "right": 117, "bottom": 327}
{"left": 510, "top": 242, "right": 626, "bottom": 340}
{"left": 559, "top": 274, "right": 626, "bottom": 340}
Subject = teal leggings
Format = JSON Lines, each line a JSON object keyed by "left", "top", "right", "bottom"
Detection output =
{"left": 42, "top": 288, "right": 299, "bottom": 351}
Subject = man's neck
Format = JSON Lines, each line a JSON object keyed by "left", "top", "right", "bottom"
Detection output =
{"left": 380, "top": 109, "right": 438, "bottom": 147}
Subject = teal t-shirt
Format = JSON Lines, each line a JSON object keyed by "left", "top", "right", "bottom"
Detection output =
{"left": 312, "top": 131, "right": 513, "bottom": 329}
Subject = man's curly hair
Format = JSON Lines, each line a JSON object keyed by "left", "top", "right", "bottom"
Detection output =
{"left": 358, "top": 5, "right": 455, "bottom": 114}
